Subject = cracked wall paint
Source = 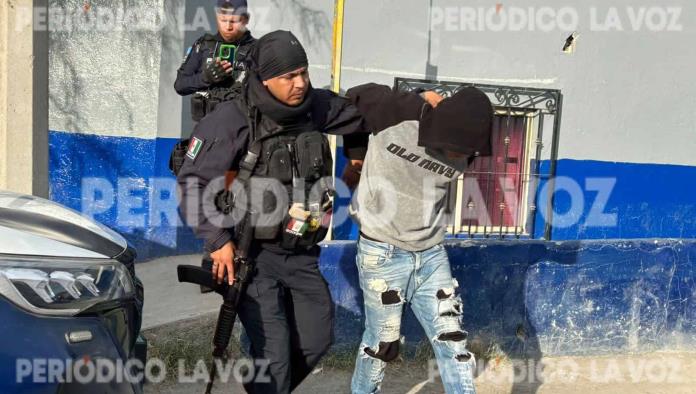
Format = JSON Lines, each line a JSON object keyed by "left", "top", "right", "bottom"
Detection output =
{"left": 525, "top": 241, "right": 695, "bottom": 356}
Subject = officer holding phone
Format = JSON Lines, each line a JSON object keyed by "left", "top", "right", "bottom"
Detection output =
{"left": 174, "top": 0, "right": 256, "bottom": 121}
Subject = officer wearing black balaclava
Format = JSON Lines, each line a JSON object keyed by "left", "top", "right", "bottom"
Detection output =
{"left": 176, "top": 31, "right": 368, "bottom": 393}
{"left": 174, "top": 0, "right": 256, "bottom": 121}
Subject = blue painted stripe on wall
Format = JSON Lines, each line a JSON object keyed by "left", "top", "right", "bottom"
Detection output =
{"left": 535, "top": 159, "right": 696, "bottom": 240}
{"left": 337, "top": 156, "right": 696, "bottom": 242}
{"left": 333, "top": 146, "right": 361, "bottom": 240}
{"left": 48, "top": 132, "right": 696, "bottom": 260}
{"left": 48, "top": 131, "right": 202, "bottom": 260}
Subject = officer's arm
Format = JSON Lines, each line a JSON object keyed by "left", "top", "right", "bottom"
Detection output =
{"left": 174, "top": 44, "right": 210, "bottom": 96}
{"left": 339, "top": 83, "right": 435, "bottom": 160}
{"left": 313, "top": 89, "right": 369, "bottom": 159}
{"left": 176, "top": 110, "right": 246, "bottom": 252}
{"left": 346, "top": 83, "right": 427, "bottom": 133}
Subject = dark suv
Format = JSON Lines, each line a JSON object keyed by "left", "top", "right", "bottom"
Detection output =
{"left": 0, "top": 191, "right": 146, "bottom": 393}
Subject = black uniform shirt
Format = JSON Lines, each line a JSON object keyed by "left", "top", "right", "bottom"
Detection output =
{"left": 174, "top": 31, "right": 256, "bottom": 96}
{"left": 176, "top": 89, "right": 367, "bottom": 252}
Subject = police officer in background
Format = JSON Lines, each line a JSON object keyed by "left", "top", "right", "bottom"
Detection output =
{"left": 173, "top": 0, "right": 256, "bottom": 293}
{"left": 174, "top": 0, "right": 256, "bottom": 122}
{"left": 177, "top": 31, "right": 371, "bottom": 393}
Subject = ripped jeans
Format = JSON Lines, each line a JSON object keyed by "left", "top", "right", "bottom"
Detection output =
{"left": 351, "top": 236, "right": 476, "bottom": 394}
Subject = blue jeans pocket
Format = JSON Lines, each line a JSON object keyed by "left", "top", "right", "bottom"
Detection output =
{"left": 357, "top": 238, "right": 392, "bottom": 270}
{"left": 357, "top": 251, "right": 387, "bottom": 270}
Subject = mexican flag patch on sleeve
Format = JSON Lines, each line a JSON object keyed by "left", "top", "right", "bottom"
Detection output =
{"left": 186, "top": 137, "right": 204, "bottom": 160}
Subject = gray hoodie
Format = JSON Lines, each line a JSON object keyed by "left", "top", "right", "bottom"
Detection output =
{"left": 345, "top": 84, "right": 487, "bottom": 252}
{"left": 349, "top": 120, "right": 467, "bottom": 251}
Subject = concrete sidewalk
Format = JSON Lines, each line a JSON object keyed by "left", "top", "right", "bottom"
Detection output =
{"left": 135, "top": 255, "right": 221, "bottom": 330}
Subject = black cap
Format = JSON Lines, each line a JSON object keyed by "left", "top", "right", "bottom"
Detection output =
{"left": 418, "top": 87, "right": 494, "bottom": 156}
{"left": 216, "top": 0, "right": 248, "bottom": 15}
{"left": 254, "top": 30, "right": 309, "bottom": 81}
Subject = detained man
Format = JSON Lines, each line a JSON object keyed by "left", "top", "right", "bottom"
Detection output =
{"left": 343, "top": 84, "right": 494, "bottom": 394}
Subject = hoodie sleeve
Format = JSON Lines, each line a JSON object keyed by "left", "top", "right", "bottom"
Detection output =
{"left": 307, "top": 89, "right": 368, "bottom": 160}
{"left": 346, "top": 83, "right": 425, "bottom": 133}
{"left": 342, "top": 83, "right": 427, "bottom": 160}
{"left": 312, "top": 90, "right": 365, "bottom": 136}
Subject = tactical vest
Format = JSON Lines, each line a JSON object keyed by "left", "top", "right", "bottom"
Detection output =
{"left": 239, "top": 108, "right": 335, "bottom": 250}
{"left": 170, "top": 36, "right": 253, "bottom": 176}
{"left": 191, "top": 35, "right": 253, "bottom": 122}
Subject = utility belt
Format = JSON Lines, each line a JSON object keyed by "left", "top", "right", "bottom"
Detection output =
{"left": 220, "top": 130, "right": 335, "bottom": 250}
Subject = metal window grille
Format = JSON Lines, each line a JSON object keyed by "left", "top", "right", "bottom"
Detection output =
{"left": 394, "top": 78, "right": 563, "bottom": 240}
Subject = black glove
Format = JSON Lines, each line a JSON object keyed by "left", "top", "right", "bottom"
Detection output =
{"left": 202, "top": 60, "right": 232, "bottom": 85}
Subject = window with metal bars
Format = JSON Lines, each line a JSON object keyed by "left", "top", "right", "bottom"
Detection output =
{"left": 394, "top": 78, "right": 563, "bottom": 239}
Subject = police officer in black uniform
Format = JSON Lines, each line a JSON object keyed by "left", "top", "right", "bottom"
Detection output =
{"left": 173, "top": 0, "right": 256, "bottom": 293}
{"left": 177, "top": 31, "right": 369, "bottom": 393}
{"left": 174, "top": 0, "right": 256, "bottom": 122}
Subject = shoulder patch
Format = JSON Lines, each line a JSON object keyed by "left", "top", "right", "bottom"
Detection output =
{"left": 186, "top": 137, "right": 205, "bottom": 160}
{"left": 181, "top": 46, "right": 192, "bottom": 63}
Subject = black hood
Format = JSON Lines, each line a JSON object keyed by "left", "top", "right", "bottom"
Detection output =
{"left": 418, "top": 87, "right": 494, "bottom": 157}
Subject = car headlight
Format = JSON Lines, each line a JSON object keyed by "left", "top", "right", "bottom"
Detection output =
{"left": 0, "top": 256, "right": 135, "bottom": 316}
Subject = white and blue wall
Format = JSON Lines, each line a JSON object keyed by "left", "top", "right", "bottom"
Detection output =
{"left": 48, "top": 0, "right": 338, "bottom": 259}
{"left": 47, "top": 0, "right": 696, "bottom": 355}
{"left": 336, "top": 0, "right": 696, "bottom": 241}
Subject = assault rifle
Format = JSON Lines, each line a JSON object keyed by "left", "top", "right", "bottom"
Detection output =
{"left": 177, "top": 204, "right": 256, "bottom": 394}
{"left": 177, "top": 146, "right": 262, "bottom": 394}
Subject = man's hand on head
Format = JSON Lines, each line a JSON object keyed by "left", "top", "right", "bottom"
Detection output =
{"left": 421, "top": 91, "right": 445, "bottom": 107}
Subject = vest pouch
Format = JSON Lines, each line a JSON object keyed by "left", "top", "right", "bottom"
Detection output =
{"left": 191, "top": 94, "right": 207, "bottom": 122}
{"left": 278, "top": 214, "right": 329, "bottom": 250}
{"left": 295, "top": 132, "right": 332, "bottom": 181}
{"left": 300, "top": 219, "right": 329, "bottom": 247}
{"left": 279, "top": 215, "right": 300, "bottom": 249}
{"left": 168, "top": 139, "right": 190, "bottom": 176}
{"left": 205, "top": 95, "right": 222, "bottom": 117}
{"left": 249, "top": 177, "right": 287, "bottom": 240}
{"left": 263, "top": 141, "right": 293, "bottom": 183}
{"left": 279, "top": 186, "right": 333, "bottom": 250}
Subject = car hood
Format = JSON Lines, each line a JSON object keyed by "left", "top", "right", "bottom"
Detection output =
{"left": 0, "top": 191, "right": 127, "bottom": 259}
